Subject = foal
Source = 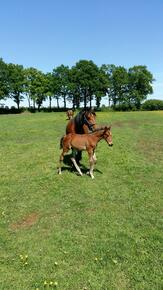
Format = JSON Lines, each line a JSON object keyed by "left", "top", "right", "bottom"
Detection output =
{"left": 58, "top": 126, "right": 113, "bottom": 179}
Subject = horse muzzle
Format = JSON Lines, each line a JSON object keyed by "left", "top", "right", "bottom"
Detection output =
{"left": 109, "top": 143, "right": 113, "bottom": 147}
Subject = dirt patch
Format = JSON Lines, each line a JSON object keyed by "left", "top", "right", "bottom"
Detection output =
{"left": 21, "top": 111, "right": 32, "bottom": 115}
{"left": 137, "top": 139, "right": 163, "bottom": 162}
{"left": 113, "top": 120, "right": 140, "bottom": 128}
{"left": 113, "top": 121, "right": 124, "bottom": 128}
{"left": 10, "top": 212, "right": 39, "bottom": 231}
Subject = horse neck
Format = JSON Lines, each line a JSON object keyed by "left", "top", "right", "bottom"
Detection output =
{"left": 66, "top": 119, "right": 75, "bottom": 134}
{"left": 91, "top": 130, "right": 105, "bottom": 144}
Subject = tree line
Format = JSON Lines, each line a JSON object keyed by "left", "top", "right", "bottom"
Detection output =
{"left": 0, "top": 58, "right": 154, "bottom": 110}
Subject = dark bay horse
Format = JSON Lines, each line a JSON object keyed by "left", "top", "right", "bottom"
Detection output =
{"left": 58, "top": 126, "right": 113, "bottom": 179}
{"left": 66, "top": 108, "right": 96, "bottom": 162}
{"left": 66, "top": 108, "right": 96, "bottom": 135}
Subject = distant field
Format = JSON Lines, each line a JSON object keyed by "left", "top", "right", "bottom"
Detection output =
{"left": 0, "top": 111, "right": 162, "bottom": 290}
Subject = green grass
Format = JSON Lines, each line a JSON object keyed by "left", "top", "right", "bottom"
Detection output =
{"left": 0, "top": 111, "right": 163, "bottom": 290}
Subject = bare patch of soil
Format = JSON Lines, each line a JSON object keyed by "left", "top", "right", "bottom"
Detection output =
{"left": 113, "top": 120, "right": 140, "bottom": 128}
{"left": 137, "top": 139, "right": 163, "bottom": 161}
{"left": 10, "top": 212, "right": 39, "bottom": 230}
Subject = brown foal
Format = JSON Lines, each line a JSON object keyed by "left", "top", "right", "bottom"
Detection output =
{"left": 58, "top": 126, "right": 113, "bottom": 179}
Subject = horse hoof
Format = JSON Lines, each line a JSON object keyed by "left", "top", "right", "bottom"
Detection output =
{"left": 77, "top": 173, "right": 83, "bottom": 176}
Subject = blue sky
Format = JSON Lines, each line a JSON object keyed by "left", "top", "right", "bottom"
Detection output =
{"left": 0, "top": 0, "right": 163, "bottom": 106}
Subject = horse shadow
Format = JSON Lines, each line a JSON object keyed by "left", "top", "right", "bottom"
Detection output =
{"left": 62, "top": 154, "right": 103, "bottom": 175}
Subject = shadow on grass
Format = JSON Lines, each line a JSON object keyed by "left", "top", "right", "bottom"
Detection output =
{"left": 61, "top": 154, "right": 103, "bottom": 174}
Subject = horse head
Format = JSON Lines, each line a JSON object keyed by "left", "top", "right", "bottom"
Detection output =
{"left": 82, "top": 108, "right": 96, "bottom": 133}
{"left": 103, "top": 126, "right": 113, "bottom": 146}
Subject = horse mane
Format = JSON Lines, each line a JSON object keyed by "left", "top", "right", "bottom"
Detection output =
{"left": 74, "top": 110, "right": 85, "bottom": 134}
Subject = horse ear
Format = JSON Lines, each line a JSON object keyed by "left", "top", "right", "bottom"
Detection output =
{"left": 107, "top": 126, "right": 111, "bottom": 130}
{"left": 91, "top": 107, "right": 96, "bottom": 115}
{"left": 81, "top": 109, "right": 85, "bottom": 115}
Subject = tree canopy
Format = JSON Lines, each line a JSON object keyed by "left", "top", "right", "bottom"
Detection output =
{"left": 0, "top": 57, "right": 154, "bottom": 110}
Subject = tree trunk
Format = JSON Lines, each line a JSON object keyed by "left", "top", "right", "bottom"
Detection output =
{"left": 15, "top": 93, "right": 20, "bottom": 110}
{"left": 27, "top": 95, "right": 31, "bottom": 108}
{"left": 49, "top": 96, "right": 52, "bottom": 110}
{"left": 72, "top": 96, "right": 75, "bottom": 109}
{"left": 16, "top": 95, "right": 20, "bottom": 110}
{"left": 108, "top": 96, "right": 111, "bottom": 107}
{"left": 89, "top": 96, "right": 92, "bottom": 108}
{"left": 38, "top": 104, "right": 41, "bottom": 111}
{"left": 63, "top": 95, "right": 66, "bottom": 108}
{"left": 56, "top": 97, "right": 60, "bottom": 108}
{"left": 83, "top": 92, "right": 87, "bottom": 109}
{"left": 33, "top": 100, "right": 36, "bottom": 109}
{"left": 96, "top": 96, "right": 101, "bottom": 108}
{"left": 76, "top": 95, "right": 80, "bottom": 108}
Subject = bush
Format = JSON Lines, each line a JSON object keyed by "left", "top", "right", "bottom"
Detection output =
{"left": 142, "top": 99, "right": 163, "bottom": 111}
{"left": 99, "top": 105, "right": 113, "bottom": 112}
{"left": 112, "top": 103, "right": 137, "bottom": 111}
{"left": 0, "top": 106, "right": 26, "bottom": 114}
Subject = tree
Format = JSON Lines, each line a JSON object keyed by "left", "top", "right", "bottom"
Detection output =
{"left": 25, "top": 67, "right": 47, "bottom": 110}
{"left": 52, "top": 65, "right": 70, "bottom": 108}
{"left": 70, "top": 60, "right": 106, "bottom": 108}
{"left": 0, "top": 58, "right": 9, "bottom": 100}
{"left": 44, "top": 73, "right": 54, "bottom": 110}
{"left": 94, "top": 66, "right": 109, "bottom": 108}
{"left": 68, "top": 66, "right": 82, "bottom": 108}
{"left": 33, "top": 71, "right": 47, "bottom": 111}
{"left": 24, "top": 67, "right": 37, "bottom": 108}
{"left": 7, "top": 63, "right": 25, "bottom": 109}
{"left": 128, "top": 66, "right": 154, "bottom": 109}
{"left": 51, "top": 71, "right": 61, "bottom": 109}
{"left": 101, "top": 64, "right": 116, "bottom": 107}
{"left": 111, "top": 66, "right": 128, "bottom": 107}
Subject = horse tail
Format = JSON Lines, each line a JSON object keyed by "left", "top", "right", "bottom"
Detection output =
{"left": 60, "top": 136, "right": 64, "bottom": 149}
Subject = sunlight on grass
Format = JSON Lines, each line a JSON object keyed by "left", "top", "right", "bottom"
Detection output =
{"left": 0, "top": 111, "right": 162, "bottom": 289}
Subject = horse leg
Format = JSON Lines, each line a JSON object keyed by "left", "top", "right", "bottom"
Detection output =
{"left": 71, "top": 149, "right": 81, "bottom": 168}
{"left": 93, "top": 152, "right": 97, "bottom": 164}
{"left": 58, "top": 148, "right": 69, "bottom": 174}
{"left": 88, "top": 151, "right": 95, "bottom": 179}
{"left": 89, "top": 158, "right": 95, "bottom": 179}
{"left": 76, "top": 151, "right": 82, "bottom": 164}
{"left": 71, "top": 157, "right": 83, "bottom": 176}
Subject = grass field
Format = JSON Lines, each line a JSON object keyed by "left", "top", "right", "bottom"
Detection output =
{"left": 0, "top": 111, "right": 163, "bottom": 290}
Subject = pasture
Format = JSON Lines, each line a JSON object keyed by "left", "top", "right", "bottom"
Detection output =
{"left": 0, "top": 111, "right": 162, "bottom": 290}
